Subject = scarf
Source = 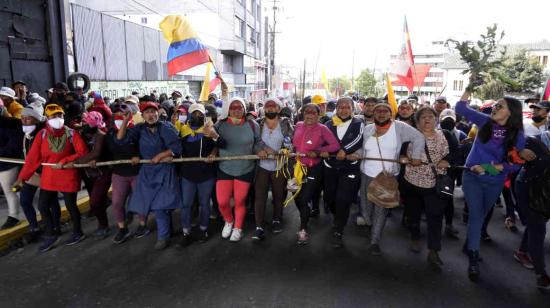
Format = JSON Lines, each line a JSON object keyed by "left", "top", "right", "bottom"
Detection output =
{"left": 180, "top": 123, "right": 205, "bottom": 142}
{"left": 331, "top": 115, "right": 351, "bottom": 127}
{"left": 45, "top": 125, "right": 69, "bottom": 153}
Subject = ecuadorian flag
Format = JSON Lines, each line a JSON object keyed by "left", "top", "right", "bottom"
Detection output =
{"left": 160, "top": 15, "right": 211, "bottom": 76}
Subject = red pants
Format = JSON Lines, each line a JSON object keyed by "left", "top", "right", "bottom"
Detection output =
{"left": 216, "top": 179, "right": 251, "bottom": 229}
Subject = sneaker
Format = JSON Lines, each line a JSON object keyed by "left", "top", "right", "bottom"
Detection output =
{"left": 513, "top": 250, "right": 535, "bottom": 270}
{"left": 221, "top": 222, "right": 234, "bottom": 239}
{"left": 367, "top": 243, "right": 382, "bottom": 256}
{"left": 113, "top": 228, "right": 130, "bottom": 244}
{"left": 445, "top": 225, "right": 460, "bottom": 239}
{"left": 505, "top": 217, "right": 519, "bottom": 233}
{"left": 409, "top": 239, "right": 421, "bottom": 253}
{"left": 427, "top": 250, "right": 444, "bottom": 270}
{"left": 332, "top": 231, "right": 343, "bottom": 248}
{"left": 154, "top": 239, "right": 169, "bottom": 250}
{"left": 229, "top": 229, "right": 243, "bottom": 242}
{"left": 93, "top": 227, "right": 111, "bottom": 239}
{"left": 271, "top": 221, "right": 283, "bottom": 234}
{"left": 297, "top": 229, "right": 309, "bottom": 245}
{"left": 65, "top": 233, "right": 86, "bottom": 246}
{"left": 481, "top": 231, "right": 492, "bottom": 243}
{"left": 537, "top": 274, "right": 550, "bottom": 289}
{"left": 38, "top": 236, "right": 59, "bottom": 253}
{"left": 197, "top": 230, "right": 209, "bottom": 243}
{"left": 356, "top": 216, "right": 367, "bottom": 226}
{"left": 134, "top": 225, "right": 150, "bottom": 239}
{"left": 252, "top": 228, "right": 265, "bottom": 241}
{"left": 1, "top": 216, "right": 20, "bottom": 230}
{"left": 178, "top": 232, "right": 192, "bottom": 247}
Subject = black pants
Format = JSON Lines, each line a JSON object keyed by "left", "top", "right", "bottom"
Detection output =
{"left": 295, "top": 164, "right": 322, "bottom": 230}
{"left": 516, "top": 180, "right": 548, "bottom": 275}
{"left": 323, "top": 166, "right": 361, "bottom": 234}
{"left": 38, "top": 189, "right": 82, "bottom": 236}
{"left": 402, "top": 181, "right": 446, "bottom": 251}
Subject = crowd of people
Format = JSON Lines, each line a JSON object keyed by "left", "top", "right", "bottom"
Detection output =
{"left": 0, "top": 79, "right": 549, "bottom": 289}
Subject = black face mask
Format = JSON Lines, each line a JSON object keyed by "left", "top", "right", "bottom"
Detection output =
{"left": 532, "top": 116, "right": 546, "bottom": 123}
{"left": 189, "top": 116, "right": 205, "bottom": 127}
{"left": 440, "top": 119, "right": 456, "bottom": 131}
{"left": 265, "top": 112, "right": 279, "bottom": 119}
{"left": 374, "top": 119, "right": 391, "bottom": 127}
{"left": 398, "top": 114, "right": 412, "bottom": 121}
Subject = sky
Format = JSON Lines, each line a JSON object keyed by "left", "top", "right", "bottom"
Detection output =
{"left": 274, "top": 0, "right": 550, "bottom": 78}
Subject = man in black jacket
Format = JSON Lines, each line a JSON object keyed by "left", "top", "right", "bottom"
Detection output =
{"left": 322, "top": 97, "right": 364, "bottom": 247}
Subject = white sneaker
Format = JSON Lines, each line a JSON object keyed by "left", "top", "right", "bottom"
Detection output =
{"left": 222, "top": 222, "right": 234, "bottom": 239}
{"left": 229, "top": 229, "right": 243, "bottom": 242}
{"left": 356, "top": 216, "right": 367, "bottom": 226}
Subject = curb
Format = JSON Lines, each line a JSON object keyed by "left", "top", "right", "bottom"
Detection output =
{"left": 0, "top": 196, "right": 91, "bottom": 252}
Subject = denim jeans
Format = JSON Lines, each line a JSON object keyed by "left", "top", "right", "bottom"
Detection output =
{"left": 180, "top": 177, "right": 215, "bottom": 232}
{"left": 463, "top": 171, "right": 504, "bottom": 250}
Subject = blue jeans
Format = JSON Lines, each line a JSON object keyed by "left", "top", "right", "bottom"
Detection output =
{"left": 463, "top": 171, "right": 504, "bottom": 250}
{"left": 180, "top": 177, "right": 215, "bottom": 232}
{"left": 154, "top": 210, "right": 172, "bottom": 240}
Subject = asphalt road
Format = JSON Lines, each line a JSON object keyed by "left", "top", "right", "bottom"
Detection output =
{"left": 0, "top": 189, "right": 549, "bottom": 308}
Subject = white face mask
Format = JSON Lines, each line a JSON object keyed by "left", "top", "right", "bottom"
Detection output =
{"left": 47, "top": 118, "right": 64, "bottom": 129}
{"left": 114, "top": 120, "right": 124, "bottom": 129}
{"left": 178, "top": 115, "right": 187, "bottom": 123}
{"left": 22, "top": 125, "right": 37, "bottom": 135}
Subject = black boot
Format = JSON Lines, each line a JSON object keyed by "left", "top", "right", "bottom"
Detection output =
{"left": 468, "top": 250, "right": 480, "bottom": 282}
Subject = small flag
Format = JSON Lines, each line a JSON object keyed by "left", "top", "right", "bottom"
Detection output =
{"left": 199, "top": 62, "right": 221, "bottom": 102}
{"left": 390, "top": 16, "right": 417, "bottom": 93}
{"left": 386, "top": 73, "right": 398, "bottom": 118}
{"left": 543, "top": 76, "right": 550, "bottom": 101}
{"left": 160, "top": 15, "right": 212, "bottom": 76}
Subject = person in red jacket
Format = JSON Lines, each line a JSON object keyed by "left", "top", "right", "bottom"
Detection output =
{"left": 14, "top": 103, "right": 89, "bottom": 252}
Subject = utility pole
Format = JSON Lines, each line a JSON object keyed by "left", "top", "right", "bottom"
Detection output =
{"left": 268, "top": 0, "right": 280, "bottom": 95}
{"left": 302, "top": 58, "right": 306, "bottom": 101}
{"left": 351, "top": 49, "right": 355, "bottom": 93}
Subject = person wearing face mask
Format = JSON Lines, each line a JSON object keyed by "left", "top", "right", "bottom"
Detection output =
{"left": 251, "top": 97, "right": 294, "bottom": 241}
{"left": 360, "top": 103, "right": 425, "bottom": 256}
{"left": 116, "top": 101, "right": 182, "bottom": 250}
{"left": 205, "top": 97, "right": 262, "bottom": 242}
{"left": 308, "top": 95, "right": 330, "bottom": 217}
{"left": 292, "top": 103, "right": 340, "bottom": 245}
{"left": 322, "top": 97, "right": 364, "bottom": 248}
{"left": 171, "top": 104, "right": 189, "bottom": 128}
{"left": 175, "top": 103, "right": 218, "bottom": 246}
{"left": 524, "top": 101, "right": 549, "bottom": 137}
{"left": 14, "top": 104, "right": 89, "bottom": 252}
{"left": 0, "top": 98, "right": 24, "bottom": 229}
{"left": 73, "top": 111, "right": 112, "bottom": 239}
{"left": 13, "top": 101, "right": 61, "bottom": 241}
{"left": 456, "top": 87, "right": 532, "bottom": 281}
{"left": 123, "top": 95, "right": 142, "bottom": 124}
{"left": 105, "top": 103, "right": 149, "bottom": 244}
{"left": 396, "top": 100, "right": 416, "bottom": 127}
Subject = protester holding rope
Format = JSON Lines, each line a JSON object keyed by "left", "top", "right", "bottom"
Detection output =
{"left": 105, "top": 103, "right": 149, "bottom": 244}
{"left": 116, "top": 101, "right": 182, "bottom": 250}
{"left": 14, "top": 103, "right": 89, "bottom": 252}
{"left": 400, "top": 106, "right": 458, "bottom": 269}
{"left": 323, "top": 97, "right": 364, "bottom": 248}
{"left": 252, "top": 97, "right": 294, "bottom": 241}
{"left": 207, "top": 97, "right": 261, "bottom": 242}
{"left": 455, "top": 89, "right": 531, "bottom": 281}
{"left": 176, "top": 103, "right": 217, "bottom": 245}
{"left": 292, "top": 103, "right": 340, "bottom": 245}
{"left": 359, "top": 102, "right": 424, "bottom": 256}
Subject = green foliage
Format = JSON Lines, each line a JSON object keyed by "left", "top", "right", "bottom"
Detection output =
{"left": 447, "top": 24, "right": 506, "bottom": 91}
{"left": 355, "top": 69, "right": 379, "bottom": 96}
{"left": 328, "top": 76, "right": 351, "bottom": 96}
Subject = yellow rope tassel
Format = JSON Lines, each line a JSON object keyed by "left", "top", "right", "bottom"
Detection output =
{"left": 283, "top": 158, "right": 307, "bottom": 207}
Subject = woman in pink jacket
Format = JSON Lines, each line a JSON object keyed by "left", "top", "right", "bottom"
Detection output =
{"left": 292, "top": 103, "right": 340, "bottom": 244}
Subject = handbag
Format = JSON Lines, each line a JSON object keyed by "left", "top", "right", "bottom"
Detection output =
{"left": 367, "top": 135, "right": 400, "bottom": 208}
{"left": 425, "top": 144, "right": 454, "bottom": 199}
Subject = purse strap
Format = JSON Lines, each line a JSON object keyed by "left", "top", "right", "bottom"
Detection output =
{"left": 424, "top": 142, "right": 439, "bottom": 178}
{"left": 375, "top": 134, "right": 387, "bottom": 174}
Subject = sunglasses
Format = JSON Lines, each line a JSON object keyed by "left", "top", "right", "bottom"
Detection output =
{"left": 493, "top": 103, "right": 504, "bottom": 111}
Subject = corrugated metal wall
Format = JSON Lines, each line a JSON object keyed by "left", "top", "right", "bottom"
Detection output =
{"left": 71, "top": 4, "right": 169, "bottom": 81}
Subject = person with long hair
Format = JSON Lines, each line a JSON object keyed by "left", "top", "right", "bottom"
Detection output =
{"left": 456, "top": 91, "right": 531, "bottom": 281}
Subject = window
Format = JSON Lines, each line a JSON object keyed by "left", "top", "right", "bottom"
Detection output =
{"left": 543, "top": 56, "right": 548, "bottom": 66}
{"left": 234, "top": 17, "right": 244, "bottom": 37}
{"left": 247, "top": 25, "right": 254, "bottom": 43}
{"left": 426, "top": 72, "right": 444, "bottom": 78}
{"left": 459, "top": 80, "right": 464, "bottom": 91}
{"left": 141, "top": 17, "right": 147, "bottom": 24}
{"left": 453, "top": 80, "right": 464, "bottom": 91}
{"left": 453, "top": 80, "right": 459, "bottom": 91}
{"left": 247, "top": 0, "right": 254, "bottom": 12}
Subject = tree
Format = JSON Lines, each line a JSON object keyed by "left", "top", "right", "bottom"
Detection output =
{"left": 355, "top": 69, "right": 378, "bottom": 96}
{"left": 328, "top": 76, "right": 351, "bottom": 97}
